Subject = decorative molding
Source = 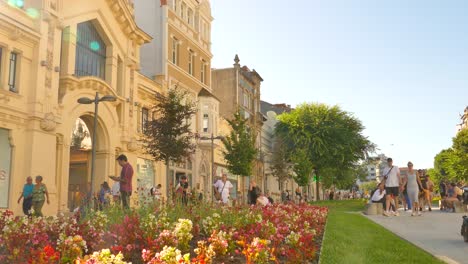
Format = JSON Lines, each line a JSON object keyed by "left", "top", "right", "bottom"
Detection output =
{"left": 40, "top": 112, "right": 57, "bottom": 131}
{"left": 127, "top": 138, "right": 139, "bottom": 152}
{"left": 59, "top": 76, "right": 119, "bottom": 103}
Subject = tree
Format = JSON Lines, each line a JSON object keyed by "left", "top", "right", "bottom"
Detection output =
{"left": 270, "top": 138, "right": 292, "bottom": 190}
{"left": 221, "top": 111, "right": 257, "bottom": 177}
{"left": 275, "top": 103, "right": 374, "bottom": 200}
{"left": 432, "top": 129, "right": 468, "bottom": 184}
{"left": 142, "top": 88, "right": 197, "bottom": 190}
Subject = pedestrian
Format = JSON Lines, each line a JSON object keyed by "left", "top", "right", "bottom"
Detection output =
{"left": 110, "top": 154, "right": 134, "bottom": 209}
{"left": 406, "top": 162, "right": 423, "bottom": 216}
{"left": 98, "top": 181, "right": 111, "bottom": 210}
{"left": 176, "top": 175, "right": 189, "bottom": 205}
{"left": 111, "top": 181, "right": 120, "bottom": 204}
{"left": 248, "top": 180, "right": 261, "bottom": 205}
{"left": 382, "top": 158, "right": 401, "bottom": 217}
{"left": 213, "top": 173, "right": 233, "bottom": 205}
{"left": 31, "top": 175, "right": 50, "bottom": 217}
{"left": 295, "top": 187, "right": 302, "bottom": 202}
{"left": 266, "top": 190, "right": 274, "bottom": 204}
{"left": 150, "top": 184, "right": 162, "bottom": 201}
{"left": 17, "top": 176, "right": 34, "bottom": 216}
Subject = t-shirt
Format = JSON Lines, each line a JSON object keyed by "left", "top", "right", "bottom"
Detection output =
{"left": 213, "top": 180, "right": 233, "bottom": 197}
{"left": 371, "top": 189, "right": 386, "bottom": 202}
{"left": 382, "top": 166, "right": 400, "bottom": 187}
{"left": 23, "top": 184, "right": 34, "bottom": 198}
{"left": 119, "top": 163, "right": 133, "bottom": 192}
{"left": 111, "top": 182, "right": 120, "bottom": 196}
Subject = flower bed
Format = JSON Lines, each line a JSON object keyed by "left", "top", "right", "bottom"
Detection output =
{"left": 0, "top": 203, "right": 328, "bottom": 263}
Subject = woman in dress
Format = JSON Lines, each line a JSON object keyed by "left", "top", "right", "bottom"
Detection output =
{"left": 406, "top": 162, "right": 423, "bottom": 216}
{"left": 32, "top": 175, "right": 50, "bottom": 217}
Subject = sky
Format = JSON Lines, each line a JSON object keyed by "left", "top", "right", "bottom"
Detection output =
{"left": 210, "top": 0, "right": 468, "bottom": 169}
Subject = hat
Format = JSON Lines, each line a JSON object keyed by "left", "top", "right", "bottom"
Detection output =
{"left": 116, "top": 154, "right": 127, "bottom": 161}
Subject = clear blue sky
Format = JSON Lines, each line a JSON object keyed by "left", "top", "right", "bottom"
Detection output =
{"left": 211, "top": 0, "right": 468, "bottom": 169}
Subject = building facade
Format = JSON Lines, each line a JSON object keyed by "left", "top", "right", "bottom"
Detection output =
{"left": 211, "top": 55, "right": 264, "bottom": 196}
{"left": 0, "top": 0, "right": 168, "bottom": 215}
{"left": 134, "top": 0, "right": 220, "bottom": 197}
{"left": 457, "top": 106, "right": 468, "bottom": 132}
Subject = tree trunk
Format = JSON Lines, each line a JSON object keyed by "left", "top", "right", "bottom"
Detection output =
{"left": 316, "top": 174, "right": 320, "bottom": 201}
{"left": 166, "top": 159, "right": 171, "bottom": 201}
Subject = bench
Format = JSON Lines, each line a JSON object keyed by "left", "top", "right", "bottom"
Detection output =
{"left": 454, "top": 200, "right": 467, "bottom": 213}
{"left": 364, "top": 202, "right": 383, "bottom": 215}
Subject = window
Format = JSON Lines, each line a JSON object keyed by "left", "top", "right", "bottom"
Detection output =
{"left": 171, "top": 38, "right": 179, "bottom": 65}
{"left": 75, "top": 21, "right": 106, "bottom": 79}
{"left": 243, "top": 93, "right": 250, "bottom": 108}
{"left": 180, "top": 2, "right": 186, "bottom": 19}
{"left": 203, "top": 113, "right": 209, "bottom": 132}
{"left": 188, "top": 51, "right": 194, "bottom": 75}
{"left": 173, "top": 0, "right": 178, "bottom": 11}
{"left": 8, "top": 52, "right": 18, "bottom": 92}
{"left": 187, "top": 8, "right": 193, "bottom": 25}
{"left": 141, "top": 107, "right": 149, "bottom": 133}
{"left": 201, "top": 60, "right": 206, "bottom": 83}
{"left": 370, "top": 168, "right": 375, "bottom": 171}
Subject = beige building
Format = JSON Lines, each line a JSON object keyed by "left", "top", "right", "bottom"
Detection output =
{"left": 0, "top": 0, "right": 169, "bottom": 215}
{"left": 211, "top": 55, "right": 264, "bottom": 196}
{"left": 134, "top": 0, "right": 221, "bottom": 197}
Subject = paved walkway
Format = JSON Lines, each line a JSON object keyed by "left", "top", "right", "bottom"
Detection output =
{"left": 365, "top": 208, "right": 468, "bottom": 264}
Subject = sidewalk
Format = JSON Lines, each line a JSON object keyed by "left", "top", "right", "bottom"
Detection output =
{"left": 365, "top": 208, "right": 468, "bottom": 264}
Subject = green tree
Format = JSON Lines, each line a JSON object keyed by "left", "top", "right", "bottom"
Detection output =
{"left": 270, "top": 138, "right": 292, "bottom": 190}
{"left": 275, "top": 103, "right": 374, "bottom": 199}
{"left": 432, "top": 129, "right": 468, "bottom": 184}
{"left": 221, "top": 111, "right": 257, "bottom": 177}
{"left": 142, "top": 88, "right": 197, "bottom": 189}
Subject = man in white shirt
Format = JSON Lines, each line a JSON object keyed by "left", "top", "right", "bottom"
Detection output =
{"left": 213, "top": 174, "right": 233, "bottom": 205}
{"left": 382, "top": 158, "right": 401, "bottom": 216}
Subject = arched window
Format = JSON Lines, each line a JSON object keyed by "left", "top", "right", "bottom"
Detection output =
{"left": 75, "top": 21, "right": 106, "bottom": 79}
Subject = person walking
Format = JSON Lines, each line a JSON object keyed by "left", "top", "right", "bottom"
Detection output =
{"left": 31, "top": 175, "right": 50, "bottom": 217}
{"left": 382, "top": 158, "right": 401, "bottom": 216}
{"left": 406, "top": 162, "right": 423, "bottom": 216}
{"left": 213, "top": 174, "right": 233, "bottom": 205}
{"left": 17, "top": 176, "right": 34, "bottom": 216}
{"left": 248, "top": 180, "right": 261, "bottom": 205}
{"left": 150, "top": 184, "right": 163, "bottom": 201}
{"left": 111, "top": 154, "right": 134, "bottom": 210}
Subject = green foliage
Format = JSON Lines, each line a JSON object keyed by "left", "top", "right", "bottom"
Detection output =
{"left": 142, "top": 88, "right": 197, "bottom": 165}
{"left": 275, "top": 103, "right": 374, "bottom": 189}
{"left": 221, "top": 111, "right": 257, "bottom": 176}
{"left": 290, "top": 148, "right": 313, "bottom": 187}
{"left": 270, "top": 138, "right": 292, "bottom": 190}
{"left": 321, "top": 165, "right": 368, "bottom": 190}
{"left": 359, "top": 181, "right": 378, "bottom": 193}
{"left": 432, "top": 129, "right": 468, "bottom": 185}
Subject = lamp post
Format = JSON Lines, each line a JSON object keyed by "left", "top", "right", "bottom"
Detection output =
{"left": 199, "top": 133, "right": 223, "bottom": 201}
{"left": 77, "top": 92, "right": 116, "bottom": 201}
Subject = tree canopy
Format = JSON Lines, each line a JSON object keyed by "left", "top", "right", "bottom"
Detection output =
{"left": 221, "top": 111, "right": 257, "bottom": 177}
{"left": 142, "top": 88, "right": 197, "bottom": 165}
{"left": 275, "top": 103, "right": 374, "bottom": 195}
{"left": 432, "top": 129, "right": 468, "bottom": 185}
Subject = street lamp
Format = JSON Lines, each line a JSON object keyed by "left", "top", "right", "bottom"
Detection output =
{"left": 199, "top": 133, "right": 223, "bottom": 201}
{"left": 77, "top": 92, "right": 116, "bottom": 201}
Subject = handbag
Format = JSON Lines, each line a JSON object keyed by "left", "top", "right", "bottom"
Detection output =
{"left": 215, "top": 182, "right": 225, "bottom": 201}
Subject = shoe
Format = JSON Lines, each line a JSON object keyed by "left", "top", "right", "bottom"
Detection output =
{"left": 383, "top": 211, "right": 391, "bottom": 217}
{"left": 411, "top": 213, "right": 416, "bottom": 216}
{"left": 428, "top": 207, "right": 432, "bottom": 212}
{"left": 417, "top": 212, "right": 422, "bottom": 216}
{"left": 394, "top": 211, "right": 400, "bottom": 216}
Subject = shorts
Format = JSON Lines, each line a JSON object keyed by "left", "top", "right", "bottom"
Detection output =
{"left": 385, "top": 186, "right": 399, "bottom": 197}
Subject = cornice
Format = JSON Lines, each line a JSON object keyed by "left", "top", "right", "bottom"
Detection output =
{"left": 58, "top": 75, "right": 121, "bottom": 103}
{"left": 104, "top": 0, "right": 152, "bottom": 45}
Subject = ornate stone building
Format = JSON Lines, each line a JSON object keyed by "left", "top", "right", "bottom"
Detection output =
{"left": 0, "top": 0, "right": 165, "bottom": 215}
{"left": 134, "top": 0, "right": 221, "bottom": 198}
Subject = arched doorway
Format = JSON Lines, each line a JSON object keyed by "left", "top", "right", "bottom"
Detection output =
{"left": 67, "top": 114, "right": 110, "bottom": 211}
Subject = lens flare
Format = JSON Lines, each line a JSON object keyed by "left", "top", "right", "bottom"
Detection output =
{"left": 8, "top": 0, "right": 24, "bottom": 8}
{"left": 89, "top": 41, "right": 100, "bottom": 51}
{"left": 26, "top": 8, "right": 40, "bottom": 19}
